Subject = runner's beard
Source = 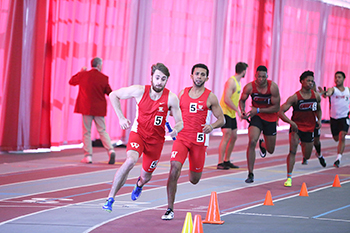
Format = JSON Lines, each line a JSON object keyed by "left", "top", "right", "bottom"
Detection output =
{"left": 194, "top": 80, "right": 205, "bottom": 88}
{"left": 152, "top": 83, "right": 165, "bottom": 93}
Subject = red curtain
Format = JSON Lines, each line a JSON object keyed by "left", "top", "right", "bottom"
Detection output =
{"left": 1, "top": 0, "right": 350, "bottom": 151}
{"left": 0, "top": 0, "right": 51, "bottom": 150}
{"left": 49, "top": 0, "right": 132, "bottom": 146}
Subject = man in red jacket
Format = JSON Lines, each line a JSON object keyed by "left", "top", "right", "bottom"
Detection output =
{"left": 69, "top": 57, "right": 115, "bottom": 164}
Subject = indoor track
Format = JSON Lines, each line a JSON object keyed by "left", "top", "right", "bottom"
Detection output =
{"left": 0, "top": 126, "right": 349, "bottom": 233}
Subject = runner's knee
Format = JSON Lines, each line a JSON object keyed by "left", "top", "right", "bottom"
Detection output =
{"left": 169, "top": 166, "right": 182, "bottom": 180}
{"left": 267, "top": 146, "right": 275, "bottom": 154}
{"left": 249, "top": 140, "right": 258, "bottom": 148}
{"left": 189, "top": 172, "right": 201, "bottom": 184}
{"left": 190, "top": 178, "right": 200, "bottom": 185}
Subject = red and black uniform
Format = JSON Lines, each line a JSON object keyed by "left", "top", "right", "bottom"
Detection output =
{"left": 291, "top": 90, "right": 317, "bottom": 143}
{"left": 171, "top": 87, "right": 211, "bottom": 172}
{"left": 292, "top": 90, "right": 317, "bottom": 132}
{"left": 249, "top": 80, "right": 278, "bottom": 136}
{"left": 127, "top": 85, "right": 170, "bottom": 173}
{"left": 251, "top": 80, "right": 278, "bottom": 122}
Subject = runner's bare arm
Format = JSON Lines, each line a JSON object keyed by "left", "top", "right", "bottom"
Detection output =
{"left": 224, "top": 78, "right": 241, "bottom": 118}
{"left": 109, "top": 85, "right": 145, "bottom": 129}
{"left": 259, "top": 82, "right": 280, "bottom": 114}
{"left": 278, "top": 94, "right": 298, "bottom": 132}
{"left": 168, "top": 91, "right": 183, "bottom": 137}
{"left": 204, "top": 92, "right": 225, "bottom": 134}
{"left": 239, "top": 82, "right": 252, "bottom": 119}
{"left": 315, "top": 92, "right": 322, "bottom": 129}
{"left": 318, "top": 86, "right": 334, "bottom": 98}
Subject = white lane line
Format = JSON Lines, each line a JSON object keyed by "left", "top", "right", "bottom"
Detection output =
{"left": 235, "top": 212, "right": 309, "bottom": 219}
{"left": 314, "top": 217, "right": 350, "bottom": 223}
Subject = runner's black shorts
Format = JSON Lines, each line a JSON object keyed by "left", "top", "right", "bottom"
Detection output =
{"left": 221, "top": 114, "right": 237, "bottom": 130}
{"left": 249, "top": 115, "right": 277, "bottom": 136}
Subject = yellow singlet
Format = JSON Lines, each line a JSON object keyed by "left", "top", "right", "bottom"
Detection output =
{"left": 220, "top": 75, "right": 241, "bottom": 118}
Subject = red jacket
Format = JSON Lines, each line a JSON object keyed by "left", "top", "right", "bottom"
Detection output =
{"left": 69, "top": 68, "right": 112, "bottom": 116}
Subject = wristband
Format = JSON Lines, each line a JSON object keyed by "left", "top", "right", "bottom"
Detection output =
{"left": 209, "top": 124, "right": 214, "bottom": 130}
{"left": 257, "top": 108, "right": 260, "bottom": 114}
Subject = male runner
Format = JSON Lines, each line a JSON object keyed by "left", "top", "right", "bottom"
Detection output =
{"left": 161, "top": 63, "right": 225, "bottom": 220}
{"left": 302, "top": 81, "right": 326, "bottom": 167}
{"left": 239, "top": 65, "right": 280, "bottom": 183}
{"left": 217, "top": 62, "right": 248, "bottom": 170}
{"left": 279, "top": 71, "right": 322, "bottom": 187}
{"left": 319, "top": 71, "right": 350, "bottom": 168}
{"left": 102, "top": 63, "right": 183, "bottom": 212}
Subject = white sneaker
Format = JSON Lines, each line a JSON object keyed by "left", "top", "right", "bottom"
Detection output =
{"left": 161, "top": 208, "right": 174, "bottom": 220}
{"left": 81, "top": 155, "right": 92, "bottom": 164}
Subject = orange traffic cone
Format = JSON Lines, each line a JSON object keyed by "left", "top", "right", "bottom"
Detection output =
{"left": 202, "top": 191, "right": 224, "bottom": 224}
{"left": 181, "top": 212, "right": 193, "bottom": 233}
{"left": 332, "top": 175, "right": 341, "bottom": 187}
{"left": 263, "top": 190, "right": 274, "bottom": 205}
{"left": 299, "top": 182, "right": 309, "bottom": 196}
{"left": 192, "top": 215, "right": 204, "bottom": 233}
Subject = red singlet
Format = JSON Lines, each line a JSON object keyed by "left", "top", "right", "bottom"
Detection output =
{"left": 251, "top": 80, "right": 278, "bottom": 122}
{"left": 292, "top": 90, "right": 317, "bottom": 132}
{"left": 177, "top": 87, "right": 211, "bottom": 145}
{"left": 131, "top": 85, "right": 170, "bottom": 144}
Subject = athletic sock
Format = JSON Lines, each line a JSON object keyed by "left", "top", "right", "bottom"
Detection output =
{"left": 336, "top": 154, "right": 342, "bottom": 162}
{"left": 287, "top": 173, "right": 292, "bottom": 179}
{"left": 314, "top": 144, "right": 321, "bottom": 156}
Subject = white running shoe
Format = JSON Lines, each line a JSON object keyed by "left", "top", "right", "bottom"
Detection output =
{"left": 81, "top": 155, "right": 92, "bottom": 164}
{"left": 161, "top": 208, "right": 174, "bottom": 220}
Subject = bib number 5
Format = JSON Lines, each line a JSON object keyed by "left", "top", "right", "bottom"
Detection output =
{"left": 197, "top": 133, "right": 204, "bottom": 142}
{"left": 190, "top": 103, "right": 197, "bottom": 113}
{"left": 154, "top": 116, "right": 163, "bottom": 126}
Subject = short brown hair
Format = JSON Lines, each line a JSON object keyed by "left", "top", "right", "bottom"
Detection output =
{"left": 151, "top": 63, "right": 170, "bottom": 77}
{"left": 235, "top": 62, "right": 248, "bottom": 74}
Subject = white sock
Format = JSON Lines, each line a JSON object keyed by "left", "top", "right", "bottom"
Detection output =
{"left": 336, "top": 154, "right": 342, "bottom": 161}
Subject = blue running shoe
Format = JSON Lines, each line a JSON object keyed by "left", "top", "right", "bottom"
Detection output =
{"left": 131, "top": 177, "right": 143, "bottom": 201}
{"left": 102, "top": 197, "right": 114, "bottom": 212}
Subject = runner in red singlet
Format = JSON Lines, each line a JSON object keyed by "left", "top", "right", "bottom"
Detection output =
{"left": 279, "top": 70, "right": 322, "bottom": 187}
{"left": 239, "top": 65, "right": 280, "bottom": 183}
{"left": 161, "top": 63, "right": 225, "bottom": 220}
{"left": 102, "top": 63, "right": 183, "bottom": 212}
{"left": 301, "top": 81, "right": 326, "bottom": 168}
